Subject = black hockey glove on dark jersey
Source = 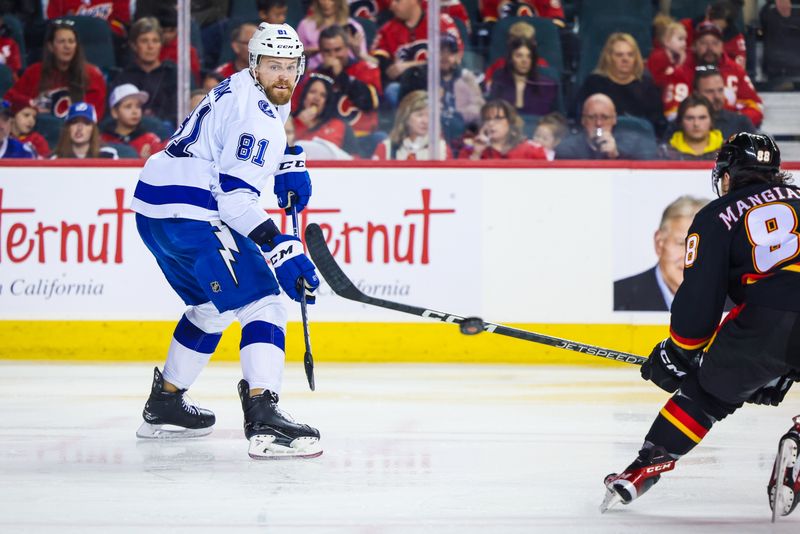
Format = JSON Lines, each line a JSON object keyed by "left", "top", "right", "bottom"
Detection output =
{"left": 747, "top": 372, "right": 800, "bottom": 406}
{"left": 641, "top": 338, "right": 702, "bottom": 393}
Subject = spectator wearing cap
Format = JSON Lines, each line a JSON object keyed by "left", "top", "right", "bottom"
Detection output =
{"left": 157, "top": 8, "right": 202, "bottom": 86}
{"left": 692, "top": 65, "right": 755, "bottom": 138}
{"left": 5, "top": 19, "right": 107, "bottom": 119}
{"left": 680, "top": 0, "right": 746, "bottom": 69}
{"left": 214, "top": 22, "right": 258, "bottom": 79}
{"left": 0, "top": 100, "right": 35, "bottom": 159}
{"left": 488, "top": 36, "right": 557, "bottom": 117}
{"left": 660, "top": 94, "right": 723, "bottom": 160}
{"left": 575, "top": 32, "right": 664, "bottom": 135}
{"left": 440, "top": 32, "right": 484, "bottom": 141}
{"left": 110, "top": 17, "right": 178, "bottom": 126}
{"left": 7, "top": 97, "right": 50, "bottom": 158}
{"left": 53, "top": 102, "right": 118, "bottom": 159}
{"left": 662, "top": 21, "right": 762, "bottom": 127}
{"left": 101, "top": 84, "right": 165, "bottom": 159}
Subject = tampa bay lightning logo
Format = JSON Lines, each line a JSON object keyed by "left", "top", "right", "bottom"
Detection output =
{"left": 258, "top": 100, "right": 275, "bottom": 118}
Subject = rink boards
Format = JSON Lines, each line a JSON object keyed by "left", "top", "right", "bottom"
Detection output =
{"left": 0, "top": 160, "right": 747, "bottom": 363}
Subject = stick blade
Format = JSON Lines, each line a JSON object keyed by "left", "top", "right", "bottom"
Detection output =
{"left": 305, "top": 223, "right": 361, "bottom": 299}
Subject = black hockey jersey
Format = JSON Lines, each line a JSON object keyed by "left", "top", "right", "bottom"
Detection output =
{"left": 670, "top": 182, "right": 800, "bottom": 350}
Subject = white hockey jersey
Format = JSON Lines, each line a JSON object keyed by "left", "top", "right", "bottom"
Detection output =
{"left": 131, "top": 69, "right": 290, "bottom": 237}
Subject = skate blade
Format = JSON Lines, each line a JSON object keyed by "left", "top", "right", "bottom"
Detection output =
{"left": 247, "top": 435, "right": 323, "bottom": 460}
{"left": 772, "top": 438, "right": 798, "bottom": 522}
{"left": 136, "top": 422, "right": 213, "bottom": 439}
{"left": 600, "top": 488, "right": 623, "bottom": 514}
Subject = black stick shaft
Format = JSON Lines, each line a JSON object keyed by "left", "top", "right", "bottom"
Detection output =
{"left": 290, "top": 199, "right": 315, "bottom": 391}
{"left": 304, "top": 223, "right": 646, "bottom": 367}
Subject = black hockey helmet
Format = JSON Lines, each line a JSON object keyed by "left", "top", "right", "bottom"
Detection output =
{"left": 712, "top": 132, "right": 780, "bottom": 195}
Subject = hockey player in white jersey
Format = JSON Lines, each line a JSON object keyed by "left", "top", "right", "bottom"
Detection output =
{"left": 130, "top": 23, "right": 322, "bottom": 459}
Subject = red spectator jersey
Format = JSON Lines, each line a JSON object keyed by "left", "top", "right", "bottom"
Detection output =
{"left": 160, "top": 39, "right": 201, "bottom": 86}
{"left": 0, "top": 36, "right": 21, "bottom": 77}
{"left": 646, "top": 47, "right": 685, "bottom": 88}
{"left": 663, "top": 54, "right": 762, "bottom": 126}
{"left": 480, "top": 0, "right": 564, "bottom": 22}
{"left": 441, "top": 1, "right": 470, "bottom": 29}
{"left": 6, "top": 62, "right": 107, "bottom": 119}
{"left": 372, "top": 12, "right": 463, "bottom": 63}
{"left": 681, "top": 18, "right": 747, "bottom": 69}
{"left": 101, "top": 129, "right": 164, "bottom": 158}
{"left": 43, "top": 0, "right": 132, "bottom": 35}
{"left": 15, "top": 132, "right": 51, "bottom": 158}
{"left": 295, "top": 117, "right": 350, "bottom": 148}
{"left": 349, "top": 0, "right": 391, "bottom": 21}
{"left": 341, "top": 60, "right": 382, "bottom": 135}
{"left": 214, "top": 62, "right": 237, "bottom": 79}
{"left": 459, "top": 139, "right": 548, "bottom": 159}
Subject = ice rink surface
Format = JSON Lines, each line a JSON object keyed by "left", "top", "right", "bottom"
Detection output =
{"left": 1, "top": 361, "right": 799, "bottom": 534}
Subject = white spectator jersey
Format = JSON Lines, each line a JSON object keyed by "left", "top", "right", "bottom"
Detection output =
{"left": 131, "top": 69, "right": 290, "bottom": 238}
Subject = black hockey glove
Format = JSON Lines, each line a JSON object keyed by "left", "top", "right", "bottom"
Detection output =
{"left": 640, "top": 338, "right": 702, "bottom": 393}
{"left": 746, "top": 372, "right": 799, "bottom": 406}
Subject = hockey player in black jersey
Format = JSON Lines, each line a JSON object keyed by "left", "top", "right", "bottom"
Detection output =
{"left": 601, "top": 133, "right": 800, "bottom": 521}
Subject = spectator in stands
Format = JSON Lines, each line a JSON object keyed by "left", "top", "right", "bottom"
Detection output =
{"left": 285, "top": 114, "right": 295, "bottom": 146}
{"left": 111, "top": 17, "right": 178, "bottom": 126}
{"left": 6, "top": 19, "right": 107, "bottom": 119}
{"left": 614, "top": 195, "right": 709, "bottom": 311}
{"left": 100, "top": 83, "right": 165, "bottom": 159}
{"left": 42, "top": 0, "right": 132, "bottom": 40}
{"left": 441, "top": 0, "right": 471, "bottom": 34}
{"left": 52, "top": 101, "right": 118, "bottom": 159}
{"left": 8, "top": 97, "right": 50, "bottom": 158}
{"left": 349, "top": 0, "right": 392, "bottom": 22}
{"left": 556, "top": 93, "right": 658, "bottom": 160}
{"left": 0, "top": 99, "right": 35, "bottom": 158}
{"left": 459, "top": 99, "right": 547, "bottom": 160}
{"left": 760, "top": 0, "right": 800, "bottom": 90}
{"left": 479, "top": 0, "right": 565, "bottom": 24}
{"left": 214, "top": 22, "right": 258, "bottom": 79}
{"left": 647, "top": 21, "right": 688, "bottom": 88}
{"left": 692, "top": 65, "right": 755, "bottom": 138}
{"left": 298, "top": 0, "right": 368, "bottom": 71}
{"left": 660, "top": 94, "right": 722, "bottom": 160}
{"left": 533, "top": 111, "right": 567, "bottom": 161}
{"left": 575, "top": 32, "right": 664, "bottom": 135}
{"left": 372, "top": 90, "right": 451, "bottom": 160}
{"left": 293, "top": 73, "right": 358, "bottom": 155}
{"left": 157, "top": 9, "right": 201, "bottom": 86}
{"left": 489, "top": 37, "right": 557, "bottom": 117}
{"left": 440, "top": 33, "right": 483, "bottom": 142}
{"left": 681, "top": 0, "right": 746, "bottom": 69}
{"left": 663, "top": 21, "right": 762, "bottom": 127}
{"left": 189, "top": 88, "right": 206, "bottom": 110}
{"left": 258, "top": 0, "right": 289, "bottom": 25}
{"left": 483, "top": 20, "right": 546, "bottom": 93}
{"left": 371, "top": 0, "right": 462, "bottom": 107}
{"left": 0, "top": 16, "right": 22, "bottom": 79}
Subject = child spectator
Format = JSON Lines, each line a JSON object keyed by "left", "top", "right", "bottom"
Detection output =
{"left": 648, "top": 21, "right": 688, "bottom": 88}
{"left": 372, "top": 90, "right": 451, "bottom": 160}
{"left": 110, "top": 17, "right": 178, "bottom": 126}
{"left": 258, "top": 0, "right": 289, "bottom": 24}
{"left": 298, "top": 0, "right": 369, "bottom": 71}
{"left": 6, "top": 19, "right": 107, "bottom": 119}
{"left": 0, "top": 100, "right": 35, "bottom": 159}
{"left": 293, "top": 73, "right": 358, "bottom": 154}
{"left": 8, "top": 97, "right": 51, "bottom": 158}
{"left": 53, "top": 101, "right": 118, "bottom": 159}
{"left": 157, "top": 9, "right": 201, "bottom": 86}
{"left": 214, "top": 23, "right": 258, "bottom": 79}
{"left": 0, "top": 16, "right": 22, "bottom": 79}
{"left": 489, "top": 37, "right": 557, "bottom": 117}
{"left": 660, "top": 94, "right": 722, "bottom": 160}
{"left": 532, "top": 111, "right": 567, "bottom": 161}
{"left": 460, "top": 99, "right": 547, "bottom": 160}
{"left": 101, "top": 84, "right": 165, "bottom": 159}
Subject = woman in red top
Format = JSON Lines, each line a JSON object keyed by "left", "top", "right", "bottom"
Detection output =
{"left": 460, "top": 99, "right": 547, "bottom": 160}
{"left": 5, "top": 20, "right": 106, "bottom": 119}
{"left": 293, "top": 73, "right": 358, "bottom": 156}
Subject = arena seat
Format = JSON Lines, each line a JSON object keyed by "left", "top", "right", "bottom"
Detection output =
{"left": 0, "top": 64, "right": 13, "bottom": 97}
{"left": 64, "top": 16, "right": 116, "bottom": 72}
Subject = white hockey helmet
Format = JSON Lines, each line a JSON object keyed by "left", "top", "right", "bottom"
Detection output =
{"left": 248, "top": 23, "right": 305, "bottom": 82}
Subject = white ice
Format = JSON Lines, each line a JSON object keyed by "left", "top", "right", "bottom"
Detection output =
{"left": 1, "top": 361, "right": 799, "bottom": 533}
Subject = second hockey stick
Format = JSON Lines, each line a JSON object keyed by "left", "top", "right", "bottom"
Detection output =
{"left": 304, "top": 223, "right": 646, "bottom": 366}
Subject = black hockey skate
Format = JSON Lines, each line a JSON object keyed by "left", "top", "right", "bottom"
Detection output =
{"left": 136, "top": 367, "right": 215, "bottom": 439}
{"left": 600, "top": 445, "right": 676, "bottom": 513}
{"left": 237, "top": 379, "right": 322, "bottom": 459}
{"left": 769, "top": 416, "right": 800, "bottom": 522}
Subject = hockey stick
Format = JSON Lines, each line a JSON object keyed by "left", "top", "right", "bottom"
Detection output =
{"left": 289, "top": 196, "right": 315, "bottom": 391}
{"left": 304, "top": 223, "right": 646, "bottom": 366}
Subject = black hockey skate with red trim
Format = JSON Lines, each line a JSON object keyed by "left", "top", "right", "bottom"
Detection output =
{"left": 769, "top": 416, "right": 800, "bottom": 522}
{"left": 238, "top": 379, "right": 322, "bottom": 459}
{"left": 600, "top": 446, "right": 676, "bottom": 513}
{"left": 136, "top": 367, "right": 215, "bottom": 439}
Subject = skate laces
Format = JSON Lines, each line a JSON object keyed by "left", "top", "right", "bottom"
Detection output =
{"left": 263, "top": 391, "right": 295, "bottom": 422}
{"left": 180, "top": 392, "right": 199, "bottom": 416}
